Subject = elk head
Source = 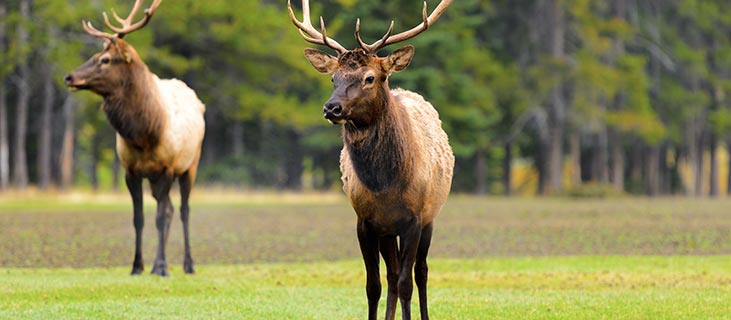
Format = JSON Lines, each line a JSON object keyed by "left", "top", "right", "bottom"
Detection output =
{"left": 288, "top": 0, "right": 452, "bottom": 126}
{"left": 64, "top": 0, "right": 162, "bottom": 96}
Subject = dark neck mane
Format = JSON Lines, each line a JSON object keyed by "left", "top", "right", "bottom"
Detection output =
{"left": 102, "top": 63, "right": 165, "bottom": 151}
{"left": 343, "top": 88, "right": 413, "bottom": 193}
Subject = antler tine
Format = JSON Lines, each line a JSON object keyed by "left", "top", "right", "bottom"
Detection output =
{"left": 357, "top": 0, "right": 452, "bottom": 54}
{"left": 110, "top": 8, "right": 127, "bottom": 25}
{"left": 81, "top": 20, "right": 116, "bottom": 41}
{"left": 355, "top": 18, "right": 394, "bottom": 54}
{"left": 102, "top": 0, "right": 163, "bottom": 39}
{"left": 288, "top": 0, "right": 347, "bottom": 54}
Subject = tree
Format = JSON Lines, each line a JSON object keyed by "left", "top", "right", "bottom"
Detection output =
{"left": 11, "top": 0, "right": 31, "bottom": 189}
{"left": 0, "top": 1, "right": 9, "bottom": 191}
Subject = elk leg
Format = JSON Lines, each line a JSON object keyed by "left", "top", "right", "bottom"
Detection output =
{"left": 379, "top": 236, "right": 400, "bottom": 320}
{"left": 415, "top": 223, "right": 433, "bottom": 320}
{"left": 357, "top": 220, "right": 381, "bottom": 320}
{"left": 397, "top": 219, "right": 422, "bottom": 320}
{"left": 179, "top": 170, "right": 195, "bottom": 274}
{"left": 125, "top": 172, "right": 144, "bottom": 275}
{"left": 150, "top": 172, "right": 174, "bottom": 276}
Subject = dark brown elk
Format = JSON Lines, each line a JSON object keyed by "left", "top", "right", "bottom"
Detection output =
{"left": 64, "top": 0, "right": 205, "bottom": 276}
{"left": 289, "top": 1, "right": 454, "bottom": 319}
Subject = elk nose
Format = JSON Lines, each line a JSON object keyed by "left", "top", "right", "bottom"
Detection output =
{"left": 323, "top": 102, "right": 342, "bottom": 119}
{"left": 63, "top": 74, "right": 73, "bottom": 85}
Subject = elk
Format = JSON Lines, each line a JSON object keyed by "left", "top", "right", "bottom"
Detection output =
{"left": 289, "top": 1, "right": 454, "bottom": 319}
{"left": 64, "top": 0, "right": 205, "bottom": 276}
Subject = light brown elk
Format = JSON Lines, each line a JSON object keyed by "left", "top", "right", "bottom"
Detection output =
{"left": 64, "top": 0, "right": 205, "bottom": 276}
{"left": 289, "top": 1, "right": 454, "bottom": 319}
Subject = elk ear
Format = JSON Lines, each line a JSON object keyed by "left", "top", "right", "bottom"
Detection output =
{"left": 383, "top": 45, "right": 414, "bottom": 74}
{"left": 110, "top": 40, "right": 133, "bottom": 63}
{"left": 304, "top": 48, "right": 338, "bottom": 74}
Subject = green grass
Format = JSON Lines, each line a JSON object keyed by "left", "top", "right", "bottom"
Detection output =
{"left": 4, "top": 193, "right": 731, "bottom": 318}
{"left": 2, "top": 256, "right": 731, "bottom": 319}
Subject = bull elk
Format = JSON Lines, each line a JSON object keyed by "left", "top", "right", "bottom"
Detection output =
{"left": 64, "top": 0, "right": 205, "bottom": 276}
{"left": 289, "top": 1, "right": 454, "bottom": 319}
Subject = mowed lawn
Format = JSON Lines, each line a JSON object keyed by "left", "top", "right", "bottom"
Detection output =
{"left": 2, "top": 193, "right": 731, "bottom": 318}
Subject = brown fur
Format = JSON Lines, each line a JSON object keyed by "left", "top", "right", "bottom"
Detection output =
{"left": 305, "top": 46, "right": 454, "bottom": 320}
{"left": 340, "top": 88, "right": 453, "bottom": 231}
{"left": 65, "top": 37, "right": 205, "bottom": 276}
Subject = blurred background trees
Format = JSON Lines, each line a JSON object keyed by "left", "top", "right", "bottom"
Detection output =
{"left": 0, "top": 0, "right": 730, "bottom": 196}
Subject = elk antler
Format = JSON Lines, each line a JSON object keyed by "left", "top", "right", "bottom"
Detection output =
{"left": 82, "top": 0, "right": 162, "bottom": 40}
{"left": 288, "top": 0, "right": 347, "bottom": 54}
{"left": 356, "top": 0, "right": 452, "bottom": 54}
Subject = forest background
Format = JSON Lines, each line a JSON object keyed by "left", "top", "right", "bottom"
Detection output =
{"left": 1, "top": 0, "right": 730, "bottom": 197}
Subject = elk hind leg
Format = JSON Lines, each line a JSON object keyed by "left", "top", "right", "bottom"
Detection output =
{"left": 150, "top": 172, "right": 174, "bottom": 276}
{"left": 415, "top": 223, "right": 434, "bottom": 320}
{"left": 179, "top": 170, "right": 195, "bottom": 274}
{"left": 379, "top": 236, "right": 400, "bottom": 320}
{"left": 397, "top": 219, "right": 422, "bottom": 320}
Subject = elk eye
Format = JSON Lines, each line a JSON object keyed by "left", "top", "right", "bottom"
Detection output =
{"left": 365, "top": 75, "right": 375, "bottom": 84}
{"left": 101, "top": 57, "right": 110, "bottom": 64}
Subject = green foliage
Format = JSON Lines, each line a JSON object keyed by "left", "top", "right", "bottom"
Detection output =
{"left": 3, "top": 0, "right": 731, "bottom": 194}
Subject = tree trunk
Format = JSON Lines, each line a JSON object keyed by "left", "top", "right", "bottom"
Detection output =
{"left": 709, "top": 132, "right": 718, "bottom": 197}
{"left": 692, "top": 131, "right": 704, "bottom": 197}
{"left": 201, "top": 112, "right": 216, "bottom": 167}
{"left": 475, "top": 148, "right": 487, "bottom": 195}
{"left": 60, "top": 97, "right": 77, "bottom": 191}
{"left": 658, "top": 143, "right": 671, "bottom": 195}
{"left": 546, "top": 0, "right": 566, "bottom": 194}
{"left": 0, "top": 83, "right": 7, "bottom": 192}
{"left": 569, "top": 131, "right": 580, "bottom": 187}
{"left": 591, "top": 130, "right": 609, "bottom": 183}
{"left": 112, "top": 155, "right": 120, "bottom": 191}
{"left": 503, "top": 142, "right": 512, "bottom": 196}
{"left": 627, "top": 138, "right": 643, "bottom": 192}
{"left": 12, "top": 0, "right": 31, "bottom": 189}
{"left": 609, "top": 0, "right": 626, "bottom": 193}
{"left": 673, "top": 146, "right": 682, "bottom": 194}
{"left": 37, "top": 64, "right": 55, "bottom": 190}
{"left": 599, "top": 129, "right": 609, "bottom": 183}
{"left": 547, "top": 126, "right": 563, "bottom": 193}
{"left": 0, "top": 2, "right": 8, "bottom": 191}
{"left": 536, "top": 137, "right": 548, "bottom": 195}
{"left": 90, "top": 132, "right": 101, "bottom": 191}
{"left": 231, "top": 120, "right": 244, "bottom": 157}
{"left": 646, "top": 145, "right": 660, "bottom": 196}
{"left": 609, "top": 129, "right": 624, "bottom": 192}
{"left": 283, "top": 129, "right": 303, "bottom": 190}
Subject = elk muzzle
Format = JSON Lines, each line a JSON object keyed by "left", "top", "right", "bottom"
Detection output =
{"left": 64, "top": 73, "right": 85, "bottom": 91}
{"left": 64, "top": 58, "right": 96, "bottom": 92}
{"left": 323, "top": 100, "right": 344, "bottom": 124}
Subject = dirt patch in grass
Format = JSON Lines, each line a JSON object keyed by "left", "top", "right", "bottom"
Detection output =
{"left": 2, "top": 196, "right": 731, "bottom": 268}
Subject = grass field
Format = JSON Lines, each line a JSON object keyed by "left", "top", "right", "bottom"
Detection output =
{"left": 3, "top": 257, "right": 731, "bottom": 319}
{"left": 2, "top": 192, "right": 731, "bottom": 318}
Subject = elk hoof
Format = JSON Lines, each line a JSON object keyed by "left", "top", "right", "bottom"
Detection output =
{"left": 151, "top": 262, "right": 169, "bottom": 276}
{"left": 184, "top": 258, "right": 195, "bottom": 274}
{"left": 130, "top": 265, "right": 144, "bottom": 275}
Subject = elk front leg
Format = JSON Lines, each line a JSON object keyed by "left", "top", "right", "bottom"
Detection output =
{"left": 357, "top": 220, "right": 381, "bottom": 320}
{"left": 150, "top": 172, "right": 174, "bottom": 276}
{"left": 397, "top": 218, "right": 422, "bottom": 320}
{"left": 379, "top": 236, "right": 400, "bottom": 320}
{"left": 126, "top": 173, "right": 144, "bottom": 275}
{"left": 179, "top": 170, "right": 195, "bottom": 274}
